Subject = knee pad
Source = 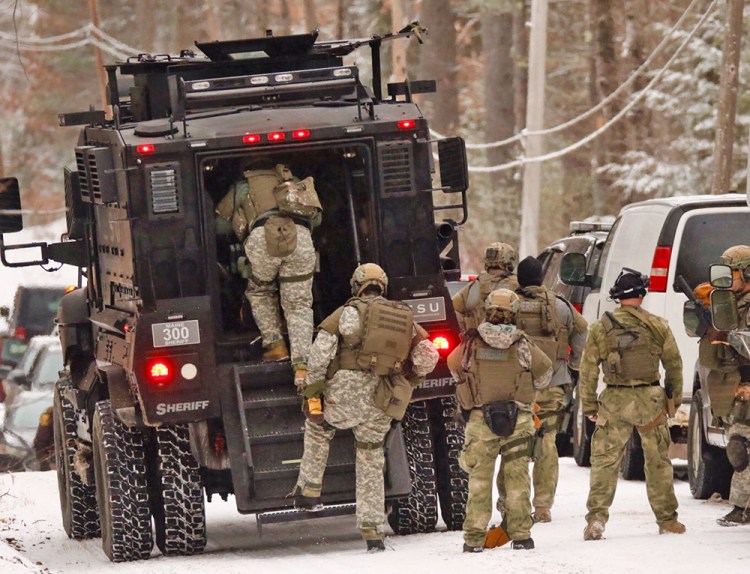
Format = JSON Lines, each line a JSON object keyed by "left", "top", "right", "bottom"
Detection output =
{"left": 726, "top": 434, "right": 749, "bottom": 472}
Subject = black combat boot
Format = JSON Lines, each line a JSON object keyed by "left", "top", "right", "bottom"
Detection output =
{"left": 462, "top": 543, "right": 484, "bottom": 553}
{"left": 511, "top": 538, "right": 535, "bottom": 550}
{"left": 717, "top": 506, "right": 750, "bottom": 527}
{"left": 367, "top": 539, "right": 386, "bottom": 552}
{"left": 292, "top": 486, "right": 323, "bottom": 511}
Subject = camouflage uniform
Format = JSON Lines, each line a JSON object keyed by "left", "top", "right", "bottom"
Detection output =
{"left": 452, "top": 242, "right": 518, "bottom": 332}
{"left": 448, "top": 319, "right": 553, "bottom": 547}
{"left": 295, "top": 296, "right": 439, "bottom": 541}
{"left": 580, "top": 305, "right": 683, "bottom": 531}
{"left": 496, "top": 284, "right": 588, "bottom": 517}
{"left": 244, "top": 224, "right": 316, "bottom": 364}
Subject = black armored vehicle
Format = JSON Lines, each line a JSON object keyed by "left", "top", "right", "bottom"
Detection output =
{"left": 0, "top": 26, "right": 469, "bottom": 561}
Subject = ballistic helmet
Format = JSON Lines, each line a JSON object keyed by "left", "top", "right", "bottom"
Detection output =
{"left": 609, "top": 268, "right": 649, "bottom": 301}
{"left": 720, "top": 245, "right": 750, "bottom": 271}
{"left": 350, "top": 263, "right": 388, "bottom": 296}
{"left": 485, "top": 288, "right": 520, "bottom": 314}
{"left": 484, "top": 242, "right": 516, "bottom": 271}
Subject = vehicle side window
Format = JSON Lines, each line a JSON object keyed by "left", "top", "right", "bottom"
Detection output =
{"left": 594, "top": 218, "right": 620, "bottom": 292}
{"left": 676, "top": 211, "right": 750, "bottom": 288}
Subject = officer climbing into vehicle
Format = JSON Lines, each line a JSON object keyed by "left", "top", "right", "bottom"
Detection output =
{"left": 700, "top": 245, "right": 750, "bottom": 526}
{"left": 293, "top": 263, "right": 439, "bottom": 551}
{"left": 216, "top": 161, "right": 322, "bottom": 386}
{"left": 452, "top": 242, "right": 518, "bottom": 332}
{"left": 494, "top": 256, "right": 588, "bottom": 524}
{"left": 448, "top": 288, "right": 553, "bottom": 552}
{"left": 580, "top": 268, "right": 684, "bottom": 540}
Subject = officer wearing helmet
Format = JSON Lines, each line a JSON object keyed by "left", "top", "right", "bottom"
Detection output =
{"left": 448, "top": 288, "right": 553, "bottom": 552}
{"left": 294, "top": 263, "right": 439, "bottom": 551}
{"left": 452, "top": 242, "right": 519, "bottom": 332}
{"left": 580, "top": 268, "right": 684, "bottom": 541}
{"left": 700, "top": 245, "right": 750, "bottom": 526}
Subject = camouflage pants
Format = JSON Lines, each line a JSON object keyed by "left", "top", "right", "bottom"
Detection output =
{"left": 296, "top": 370, "right": 392, "bottom": 540}
{"left": 244, "top": 224, "right": 316, "bottom": 364}
{"left": 460, "top": 408, "right": 535, "bottom": 546}
{"left": 496, "top": 386, "right": 567, "bottom": 511}
{"left": 586, "top": 385, "right": 678, "bottom": 526}
{"left": 727, "top": 417, "right": 750, "bottom": 509}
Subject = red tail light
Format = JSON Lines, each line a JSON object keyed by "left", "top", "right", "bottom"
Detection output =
{"left": 146, "top": 359, "right": 173, "bottom": 387}
{"left": 14, "top": 326, "right": 27, "bottom": 339}
{"left": 136, "top": 144, "right": 155, "bottom": 154}
{"left": 649, "top": 246, "right": 672, "bottom": 292}
{"left": 243, "top": 134, "right": 261, "bottom": 144}
{"left": 430, "top": 334, "right": 454, "bottom": 355}
{"left": 397, "top": 119, "right": 417, "bottom": 130}
{"left": 572, "top": 303, "right": 583, "bottom": 313}
{"left": 292, "top": 129, "right": 311, "bottom": 140}
{"left": 268, "top": 131, "right": 286, "bottom": 142}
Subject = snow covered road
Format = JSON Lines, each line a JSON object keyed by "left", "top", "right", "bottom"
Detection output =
{"left": 0, "top": 458, "right": 746, "bottom": 574}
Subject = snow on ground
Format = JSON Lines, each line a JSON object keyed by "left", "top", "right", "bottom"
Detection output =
{"left": 0, "top": 458, "right": 746, "bottom": 574}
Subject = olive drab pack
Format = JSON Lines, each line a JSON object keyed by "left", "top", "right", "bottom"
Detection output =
{"left": 336, "top": 297, "right": 414, "bottom": 376}
{"left": 600, "top": 309, "right": 661, "bottom": 385}
{"left": 273, "top": 176, "right": 322, "bottom": 220}
{"left": 455, "top": 338, "right": 534, "bottom": 410}
{"left": 515, "top": 290, "right": 569, "bottom": 361}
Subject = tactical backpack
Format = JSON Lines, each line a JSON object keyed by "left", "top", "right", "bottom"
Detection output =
{"left": 515, "top": 289, "right": 569, "bottom": 361}
{"left": 601, "top": 309, "right": 661, "bottom": 385}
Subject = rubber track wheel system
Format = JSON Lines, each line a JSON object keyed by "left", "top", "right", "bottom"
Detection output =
{"left": 387, "top": 401, "right": 438, "bottom": 534}
{"left": 150, "top": 424, "right": 207, "bottom": 556}
{"left": 92, "top": 400, "right": 153, "bottom": 562}
{"left": 430, "top": 396, "right": 467, "bottom": 531}
{"left": 53, "top": 380, "right": 100, "bottom": 539}
{"left": 687, "top": 391, "right": 732, "bottom": 499}
{"left": 620, "top": 429, "right": 645, "bottom": 480}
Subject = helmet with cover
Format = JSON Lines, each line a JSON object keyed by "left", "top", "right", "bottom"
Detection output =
{"left": 350, "top": 263, "right": 388, "bottom": 296}
{"left": 609, "top": 267, "right": 649, "bottom": 301}
{"left": 484, "top": 242, "right": 516, "bottom": 272}
{"left": 485, "top": 288, "right": 520, "bottom": 323}
{"left": 721, "top": 245, "right": 750, "bottom": 279}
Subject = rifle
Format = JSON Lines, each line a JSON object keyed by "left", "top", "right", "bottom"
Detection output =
{"left": 675, "top": 274, "right": 711, "bottom": 338}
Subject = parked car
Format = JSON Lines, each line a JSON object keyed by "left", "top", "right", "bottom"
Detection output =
{"left": 1, "top": 286, "right": 67, "bottom": 340}
{"left": 537, "top": 219, "right": 613, "bottom": 462}
{"left": 560, "top": 193, "right": 750, "bottom": 482}
{"left": 2, "top": 336, "right": 62, "bottom": 410}
{"left": 0, "top": 389, "right": 54, "bottom": 472}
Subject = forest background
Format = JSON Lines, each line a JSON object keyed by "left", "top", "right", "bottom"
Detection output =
{"left": 0, "top": 0, "right": 748, "bottom": 271}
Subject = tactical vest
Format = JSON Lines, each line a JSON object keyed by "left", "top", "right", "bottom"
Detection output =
{"left": 458, "top": 273, "right": 519, "bottom": 331}
{"left": 601, "top": 311, "right": 660, "bottom": 385}
{"left": 456, "top": 339, "right": 535, "bottom": 409}
{"left": 320, "top": 296, "right": 414, "bottom": 376}
{"left": 515, "top": 289, "right": 569, "bottom": 361}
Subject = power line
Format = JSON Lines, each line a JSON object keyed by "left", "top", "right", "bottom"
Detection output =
{"left": 430, "top": 0, "right": 707, "bottom": 150}
{"left": 464, "top": 0, "right": 718, "bottom": 174}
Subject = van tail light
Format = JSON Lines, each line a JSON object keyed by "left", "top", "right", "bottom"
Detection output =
{"left": 430, "top": 334, "right": 454, "bottom": 355}
{"left": 572, "top": 303, "right": 583, "bottom": 313}
{"left": 649, "top": 246, "right": 672, "bottom": 292}
{"left": 14, "top": 326, "right": 27, "bottom": 339}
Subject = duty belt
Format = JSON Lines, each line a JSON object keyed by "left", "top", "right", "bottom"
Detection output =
{"left": 606, "top": 381, "right": 660, "bottom": 389}
{"left": 252, "top": 213, "right": 312, "bottom": 231}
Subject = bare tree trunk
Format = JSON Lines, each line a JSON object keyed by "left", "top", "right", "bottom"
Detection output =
{"left": 278, "top": 0, "right": 291, "bottom": 35}
{"left": 416, "top": 0, "right": 459, "bottom": 134}
{"left": 204, "top": 0, "right": 220, "bottom": 42}
{"left": 623, "top": 0, "right": 650, "bottom": 152}
{"left": 391, "top": 0, "right": 407, "bottom": 82}
{"left": 136, "top": 0, "right": 156, "bottom": 52}
{"left": 303, "top": 0, "right": 317, "bottom": 31}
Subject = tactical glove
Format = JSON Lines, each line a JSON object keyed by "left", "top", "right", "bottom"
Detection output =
{"left": 302, "top": 396, "right": 325, "bottom": 425}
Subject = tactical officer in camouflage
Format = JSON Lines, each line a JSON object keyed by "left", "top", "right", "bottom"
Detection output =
{"left": 580, "top": 268, "right": 685, "bottom": 540}
{"left": 217, "top": 162, "right": 322, "bottom": 386}
{"left": 452, "top": 242, "right": 519, "bottom": 332}
{"left": 448, "top": 288, "right": 553, "bottom": 552}
{"left": 294, "top": 263, "right": 439, "bottom": 551}
{"left": 495, "top": 256, "right": 588, "bottom": 524}
{"left": 703, "top": 245, "right": 750, "bottom": 527}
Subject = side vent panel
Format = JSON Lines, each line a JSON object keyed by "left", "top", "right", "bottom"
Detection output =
{"left": 75, "top": 145, "right": 117, "bottom": 204}
{"left": 146, "top": 164, "right": 180, "bottom": 215}
{"left": 377, "top": 142, "right": 415, "bottom": 198}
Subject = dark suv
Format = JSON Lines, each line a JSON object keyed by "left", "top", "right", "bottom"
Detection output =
{"left": 536, "top": 219, "right": 613, "bottom": 462}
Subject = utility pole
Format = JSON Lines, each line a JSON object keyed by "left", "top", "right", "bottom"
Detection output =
{"left": 519, "top": 0, "right": 548, "bottom": 258}
{"left": 711, "top": 0, "right": 744, "bottom": 195}
{"left": 88, "top": 0, "right": 109, "bottom": 116}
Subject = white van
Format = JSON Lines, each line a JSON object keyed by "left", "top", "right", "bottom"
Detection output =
{"left": 561, "top": 193, "right": 750, "bottom": 478}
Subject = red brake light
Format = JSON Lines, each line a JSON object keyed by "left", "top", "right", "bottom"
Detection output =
{"left": 397, "top": 119, "right": 417, "bottom": 130}
{"left": 136, "top": 144, "right": 155, "bottom": 154}
{"left": 431, "top": 334, "right": 453, "bottom": 355}
{"left": 649, "top": 246, "right": 672, "bottom": 292}
{"left": 572, "top": 303, "right": 583, "bottom": 313}
{"left": 243, "top": 134, "right": 261, "bottom": 144}
{"left": 147, "top": 359, "right": 173, "bottom": 386}
{"left": 14, "top": 326, "right": 27, "bottom": 340}
{"left": 292, "top": 129, "right": 311, "bottom": 140}
{"left": 268, "top": 132, "right": 286, "bottom": 142}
